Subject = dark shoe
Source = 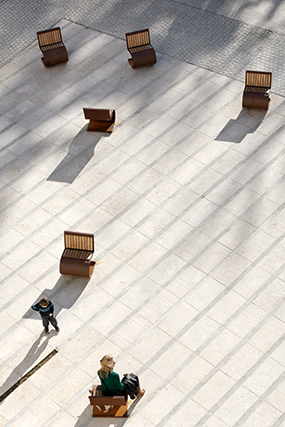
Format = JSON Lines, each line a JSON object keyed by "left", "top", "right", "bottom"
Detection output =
{"left": 55, "top": 327, "right": 60, "bottom": 332}
{"left": 45, "top": 329, "right": 50, "bottom": 334}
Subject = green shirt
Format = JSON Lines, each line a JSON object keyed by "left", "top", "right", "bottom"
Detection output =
{"left": 98, "top": 370, "right": 124, "bottom": 395}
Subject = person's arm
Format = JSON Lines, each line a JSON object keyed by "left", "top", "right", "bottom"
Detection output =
{"left": 31, "top": 303, "right": 39, "bottom": 311}
{"left": 48, "top": 301, "right": 54, "bottom": 316}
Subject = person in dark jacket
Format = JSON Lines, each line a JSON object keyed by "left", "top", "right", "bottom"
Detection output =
{"left": 32, "top": 297, "right": 60, "bottom": 334}
{"left": 98, "top": 355, "right": 145, "bottom": 398}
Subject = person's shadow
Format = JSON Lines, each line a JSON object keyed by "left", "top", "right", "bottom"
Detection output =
{"left": 215, "top": 108, "right": 267, "bottom": 143}
{"left": 47, "top": 126, "right": 105, "bottom": 183}
{"left": 0, "top": 331, "right": 51, "bottom": 398}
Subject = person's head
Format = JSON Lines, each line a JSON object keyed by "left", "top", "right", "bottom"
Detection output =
{"left": 98, "top": 354, "right": 116, "bottom": 378}
{"left": 39, "top": 297, "right": 49, "bottom": 307}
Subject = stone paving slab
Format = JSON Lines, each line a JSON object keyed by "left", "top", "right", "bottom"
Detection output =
{"left": 0, "top": 19, "right": 284, "bottom": 427}
{"left": 1, "top": 1, "right": 285, "bottom": 96}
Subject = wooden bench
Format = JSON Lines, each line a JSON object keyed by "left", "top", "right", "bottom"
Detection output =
{"left": 242, "top": 70, "right": 272, "bottom": 110}
{"left": 37, "top": 27, "right": 68, "bottom": 67}
{"left": 89, "top": 385, "right": 128, "bottom": 417}
{"left": 126, "top": 29, "right": 156, "bottom": 69}
{"left": 60, "top": 231, "right": 95, "bottom": 278}
{"left": 83, "top": 108, "right": 116, "bottom": 132}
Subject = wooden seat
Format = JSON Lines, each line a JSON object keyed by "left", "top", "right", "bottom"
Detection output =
{"left": 37, "top": 27, "right": 68, "bottom": 67}
{"left": 126, "top": 29, "right": 156, "bottom": 69}
{"left": 83, "top": 108, "right": 116, "bottom": 132}
{"left": 89, "top": 385, "right": 128, "bottom": 417}
{"left": 242, "top": 70, "right": 272, "bottom": 110}
{"left": 60, "top": 231, "right": 95, "bottom": 278}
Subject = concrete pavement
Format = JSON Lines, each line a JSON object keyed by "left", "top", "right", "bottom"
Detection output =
{"left": 0, "top": 2, "right": 284, "bottom": 427}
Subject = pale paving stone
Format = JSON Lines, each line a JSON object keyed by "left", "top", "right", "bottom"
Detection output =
{"left": 207, "top": 290, "right": 247, "bottom": 325}
{"left": 227, "top": 303, "right": 267, "bottom": 339}
{"left": 100, "top": 263, "right": 141, "bottom": 297}
{"left": 163, "top": 399, "right": 207, "bottom": 427}
{"left": 46, "top": 367, "right": 92, "bottom": 407}
{"left": 214, "top": 385, "right": 259, "bottom": 426}
{"left": 158, "top": 301, "right": 199, "bottom": 337}
{"left": 156, "top": 219, "right": 193, "bottom": 250}
{"left": 233, "top": 264, "right": 272, "bottom": 299}
{"left": 166, "top": 264, "right": 206, "bottom": 298}
{"left": 192, "top": 370, "right": 235, "bottom": 411}
{"left": 248, "top": 317, "right": 285, "bottom": 353}
{"left": 257, "top": 240, "right": 285, "bottom": 274}
{"left": 253, "top": 278, "right": 285, "bottom": 313}
{"left": 243, "top": 357, "right": 284, "bottom": 397}
{"left": 179, "top": 315, "right": 220, "bottom": 351}
{"left": 109, "top": 314, "right": 151, "bottom": 350}
{"left": 182, "top": 197, "right": 218, "bottom": 228}
{"left": 139, "top": 288, "right": 179, "bottom": 324}
{"left": 242, "top": 401, "right": 282, "bottom": 427}
{"left": 140, "top": 384, "right": 185, "bottom": 426}
{"left": 204, "top": 416, "right": 229, "bottom": 427}
{"left": 193, "top": 240, "right": 231, "bottom": 274}
{"left": 185, "top": 277, "right": 226, "bottom": 311}
{"left": 211, "top": 252, "right": 251, "bottom": 286}
{"left": 147, "top": 253, "right": 186, "bottom": 285}
{"left": 221, "top": 343, "right": 263, "bottom": 381}
{"left": 128, "top": 241, "right": 168, "bottom": 273}
{"left": 9, "top": 396, "right": 61, "bottom": 427}
{"left": 236, "top": 229, "right": 275, "bottom": 262}
{"left": 111, "top": 230, "right": 149, "bottom": 261}
{"left": 137, "top": 208, "right": 175, "bottom": 238}
{"left": 0, "top": 381, "right": 40, "bottom": 421}
{"left": 46, "top": 411, "right": 77, "bottom": 427}
{"left": 171, "top": 355, "right": 214, "bottom": 394}
{"left": 199, "top": 329, "right": 242, "bottom": 366}
{"left": 218, "top": 218, "right": 256, "bottom": 250}
{"left": 265, "top": 379, "right": 285, "bottom": 413}
{"left": 150, "top": 341, "right": 191, "bottom": 380}
{"left": 102, "top": 187, "right": 139, "bottom": 217}
{"left": 71, "top": 289, "right": 112, "bottom": 323}
{"left": 119, "top": 276, "right": 160, "bottom": 311}
{"left": 129, "top": 327, "right": 172, "bottom": 364}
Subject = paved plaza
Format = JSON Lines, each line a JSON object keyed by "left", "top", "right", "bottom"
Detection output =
{"left": 0, "top": 1, "right": 284, "bottom": 427}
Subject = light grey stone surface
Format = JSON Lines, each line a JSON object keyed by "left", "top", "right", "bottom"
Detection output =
{"left": 0, "top": 6, "right": 284, "bottom": 427}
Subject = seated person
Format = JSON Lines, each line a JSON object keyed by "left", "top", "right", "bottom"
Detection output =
{"left": 98, "top": 355, "right": 145, "bottom": 398}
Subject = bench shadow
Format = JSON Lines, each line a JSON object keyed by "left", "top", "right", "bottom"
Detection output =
{"left": 0, "top": 331, "right": 52, "bottom": 398}
{"left": 215, "top": 109, "right": 267, "bottom": 143}
{"left": 47, "top": 126, "right": 105, "bottom": 183}
{"left": 74, "top": 398, "right": 143, "bottom": 426}
{"left": 22, "top": 275, "right": 90, "bottom": 319}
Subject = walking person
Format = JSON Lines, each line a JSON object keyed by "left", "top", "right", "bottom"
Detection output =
{"left": 98, "top": 355, "right": 145, "bottom": 398}
{"left": 31, "top": 297, "right": 60, "bottom": 334}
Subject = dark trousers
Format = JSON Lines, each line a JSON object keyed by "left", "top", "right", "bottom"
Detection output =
{"left": 41, "top": 314, "right": 58, "bottom": 331}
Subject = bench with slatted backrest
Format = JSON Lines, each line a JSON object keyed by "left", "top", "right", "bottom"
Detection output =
{"left": 242, "top": 70, "right": 272, "bottom": 110}
{"left": 37, "top": 27, "right": 68, "bottom": 67}
{"left": 89, "top": 385, "right": 128, "bottom": 417}
{"left": 83, "top": 108, "right": 116, "bottom": 132}
{"left": 126, "top": 29, "right": 156, "bottom": 69}
{"left": 60, "top": 231, "right": 95, "bottom": 278}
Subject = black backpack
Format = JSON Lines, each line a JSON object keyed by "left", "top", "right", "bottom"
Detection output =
{"left": 121, "top": 373, "right": 139, "bottom": 399}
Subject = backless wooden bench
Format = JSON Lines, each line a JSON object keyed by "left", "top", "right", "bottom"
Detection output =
{"left": 83, "top": 108, "right": 116, "bottom": 132}
{"left": 89, "top": 385, "right": 128, "bottom": 417}
{"left": 242, "top": 70, "right": 272, "bottom": 110}
{"left": 60, "top": 231, "right": 95, "bottom": 278}
{"left": 126, "top": 29, "right": 156, "bottom": 69}
{"left": 37, "top": 27, "right": 68, "bottom": 67}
